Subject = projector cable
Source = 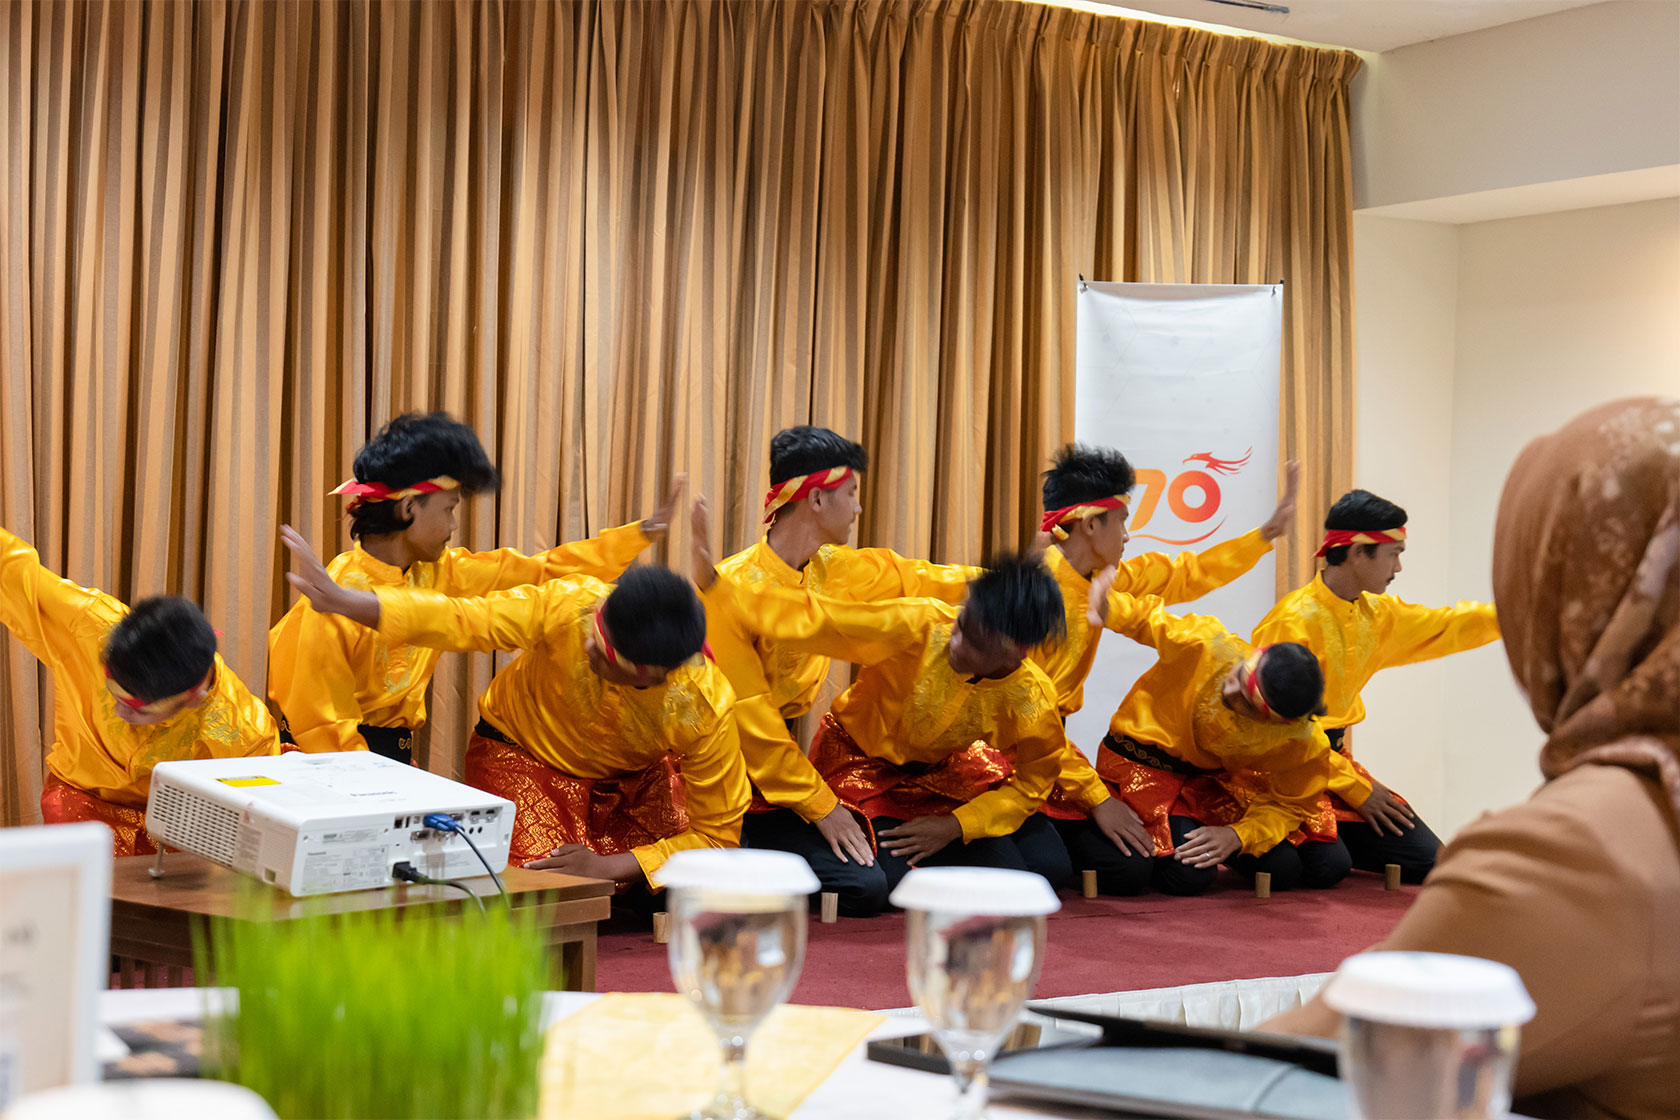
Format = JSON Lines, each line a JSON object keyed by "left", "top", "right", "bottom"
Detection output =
{"left": 423, "top": 813, "right": 510, "bottom": 901}
{"left": 391, "top": 860, "right": 485, "bottom": 914}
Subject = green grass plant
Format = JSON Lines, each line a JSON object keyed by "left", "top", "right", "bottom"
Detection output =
{"left": 195, "top": 895, "right": 550, "bottom": 1119}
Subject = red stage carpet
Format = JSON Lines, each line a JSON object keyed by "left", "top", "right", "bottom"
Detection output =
{"left": 598, "top": 870, "right": 1417, "bottom": 1009}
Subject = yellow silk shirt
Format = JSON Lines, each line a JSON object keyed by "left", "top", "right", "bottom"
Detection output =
{"left": 0, "top": 527, "right": 278, "bottom": 808}
{"left": 1101, "top": 593, "right": 1367, "bottom": 854}
{"left": 373, "top": 574, "right": 748, "bottom": 887}
{"left": 706, "top": 572, "right": 1109, "bottom": 841}
{"left": 1035, "top": 530, "right": 1272, "bottom": 717}
{"left": 1252, "top": 574, "right": 1501, "bottom": 732}
{"left": 703, "top": 540, "right": 978, "bottom": 822}
{"left": 268, "top": 522, "right": 650, "bottom": 753}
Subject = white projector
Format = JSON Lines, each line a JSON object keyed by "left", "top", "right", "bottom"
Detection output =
{"left": 145, "top": 751, "right": 516, "bottom": 896}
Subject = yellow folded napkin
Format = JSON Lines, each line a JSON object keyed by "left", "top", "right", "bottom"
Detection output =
{"left": 539, "top": 992, "right": 885, "bottom": 1120}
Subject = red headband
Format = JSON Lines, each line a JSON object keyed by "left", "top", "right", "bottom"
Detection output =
{"left": 1238, "top": 647, "right": 1273, "bottom": 719}
{"left": 593, "top": 609, "right": 623, "bottom": 666}
{"left": 593, "top": 606, "right": 712, "bottom": 671}
{"left": 330, "top": 475, "right": 461, "bottom": 513}
{"left": 1040, "top": 494, "right": 1129, "bottom": 541}
{"left": 1315, "top": 526, "right": 1406, "bottom": 558}
{"left": 762, "top": 466, "right": 854, "bottom": 524}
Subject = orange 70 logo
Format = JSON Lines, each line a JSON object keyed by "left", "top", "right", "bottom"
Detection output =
{"left": 1130, "top": 448, "right": 1250, "bottom": 546}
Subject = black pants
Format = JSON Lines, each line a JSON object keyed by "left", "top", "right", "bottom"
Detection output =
{"left": 1053, "top": 816, "right": 1155, "bottom": 896}
{"left": 871, "top": 812, "right": 1073, "bottom": 896}
{"left": 1336, "top": 816, "right": 1442, "bottom": 883}
{"left": 1322, "top": 728, "right": 1441, "bottom": 882}
{"left": 1061, "top": 813, "right": 1241, "bottom": 897}
{"left": 741, "top": 807, "right": 891, "bottom": 918}
{"left": 1230, "top": 837, "right": 1353, "bottom": 891}
{"left": 1149, "top": 816, "right": 1225, "bottom": 896}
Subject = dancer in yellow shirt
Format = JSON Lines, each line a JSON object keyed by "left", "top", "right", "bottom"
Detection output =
{"left": 1033, "top": 444, "right": 1301, "bottom": 893}
{"left": 1254, "top": 489, "right": 1500, "bottom": 882}
{"left": 3, "top": 527, "right": 278, "bottom": 855}
{"left": 283, "top": 526, "right": 747, "bottom": 893}
{"left": 1088, "top": 572, "right": 1368, "bottom": 894}
{"left": 706, "top": 426, "right": 977, "bottom": 916}
{"left": 269, "top": 412, "right": 677, "bottom": 762}
{"left": 702, "top": 524, "right": 1132, "bottom": 896}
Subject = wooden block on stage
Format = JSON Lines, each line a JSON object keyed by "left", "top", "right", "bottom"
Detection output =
{"left": 1081, "top": 869, "right": 1099, "bottom": 899}
{"left": 1385, "top": 864, "right": 1403, "bottom": 891}
{"left": 1254, "top": 871, "right": 1271, "bottom": 900}
{"left": 819, "top": 892, "right": 839, "bottom": 924}
{"left": 652, "top": 912, "right": 670, "bottom": 944}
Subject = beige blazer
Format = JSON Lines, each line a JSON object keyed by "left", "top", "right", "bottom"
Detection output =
{"left": 1265, "top": 761, "right": 1680, "bottom": 1120}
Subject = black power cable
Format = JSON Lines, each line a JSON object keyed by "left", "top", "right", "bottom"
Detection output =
{"left": 391, "top": 860, "right": 485, "bottom": 914}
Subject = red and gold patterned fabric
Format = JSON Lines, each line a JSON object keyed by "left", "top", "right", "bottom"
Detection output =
{"left": 1094, "top": 736, "right": 1339, "bottom": 854}
{"left": 465, "top": 733, "right": 686, "bottom": 869}
{"left": 40, "top": 773, "right": 156, "bottom": 857}
{"left": 807, "top": 713, "right": 1013, "bottom": 842}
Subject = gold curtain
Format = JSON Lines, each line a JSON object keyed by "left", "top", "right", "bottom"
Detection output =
{"left": 0, "top": 0, "right": 1358, "bottom": 826}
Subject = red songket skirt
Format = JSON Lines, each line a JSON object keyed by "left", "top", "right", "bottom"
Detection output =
{"left": 40, "top": 773, "right": 157, "bottom": 857}
{"left": 806, "top": 713, "right": 1013, "bottom": 848}
{"left": 464, "top": 732, "right": 687, "bottom": 868}
{"left": 1094, "top": 735, "right": 1338, "bottom": 855}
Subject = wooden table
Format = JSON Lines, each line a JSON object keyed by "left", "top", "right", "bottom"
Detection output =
{"left": 108, "top": 851, "right": 614, "bottom": 992}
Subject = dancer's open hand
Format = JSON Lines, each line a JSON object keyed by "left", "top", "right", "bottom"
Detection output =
{"left": 281, "top": 525, "right": 380, "bottom": 628}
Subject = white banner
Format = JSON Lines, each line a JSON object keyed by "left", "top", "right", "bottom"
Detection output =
{"left": 1064, "top": 282, "right": 1283, "bottom": 758}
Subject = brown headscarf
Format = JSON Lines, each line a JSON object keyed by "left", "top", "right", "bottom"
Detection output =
{"left": 1493, "top": 396, "right": 1680, "bottom": 816}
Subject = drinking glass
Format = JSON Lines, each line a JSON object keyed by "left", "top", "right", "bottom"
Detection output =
{"left": 891, "top": 867, "right": 1061, "bottom": 1120}
{"left": 662, "top": 849, "right": 820, "bottom": 1120}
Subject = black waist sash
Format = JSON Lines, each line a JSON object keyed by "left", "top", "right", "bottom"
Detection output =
{"left": 1101, "top": 732, "right": 1219, "bottom": 779}
{"left": 475, "top": 717, "right": 514, "bottom": 745}
{"left": 277, "top": 718, "right": 414, "bottom": 764}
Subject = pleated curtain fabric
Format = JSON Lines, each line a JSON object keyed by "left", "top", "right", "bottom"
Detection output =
{"left": 0, "top": 0, "right": 1358, "bottom": 824}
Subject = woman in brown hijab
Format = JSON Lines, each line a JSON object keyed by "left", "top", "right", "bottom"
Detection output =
{"left": 1264, "top": 396, "right": 1680, "bottom": 1120}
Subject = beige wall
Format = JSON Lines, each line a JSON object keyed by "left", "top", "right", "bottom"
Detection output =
{"left": 1353, "top": 197, "right": 1680, "bottom": 839}
{"left": 1352, "top": 1, "right": 1680, "bottom": 211}
{"left": 1442, "top": 197, "right": 1680, "bottom": 830}
{"left": 1349, "top": 214, "right": 1460, "bottom": 830}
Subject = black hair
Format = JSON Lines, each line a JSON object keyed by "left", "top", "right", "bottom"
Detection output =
{"left": 1322, "top": 489, "right": 1407, "bottom": 566}
{"left": 962, "top": 552, "right": 1066, "bottom": 650}
{"left": 1255, "top": 642, "right": 1326, "bottom": 720}
{"left": 768, "top": 426, "right": 869, "bottom": 487}
{"left": 1041, "top": 443, "right": 1137, "bottom": 514}
{"left": 103, "top": 596, "right": 218, "bottom": 703}
{"left": 601, "top": 566, "right": 707, "bottom": 669}
{"left": 347, "top": 412, "right": 500, "bottom": 539}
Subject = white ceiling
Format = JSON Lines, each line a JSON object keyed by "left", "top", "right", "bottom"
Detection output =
{"left": 1079, "top": 0, "right": 1609, "bottom": 53}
